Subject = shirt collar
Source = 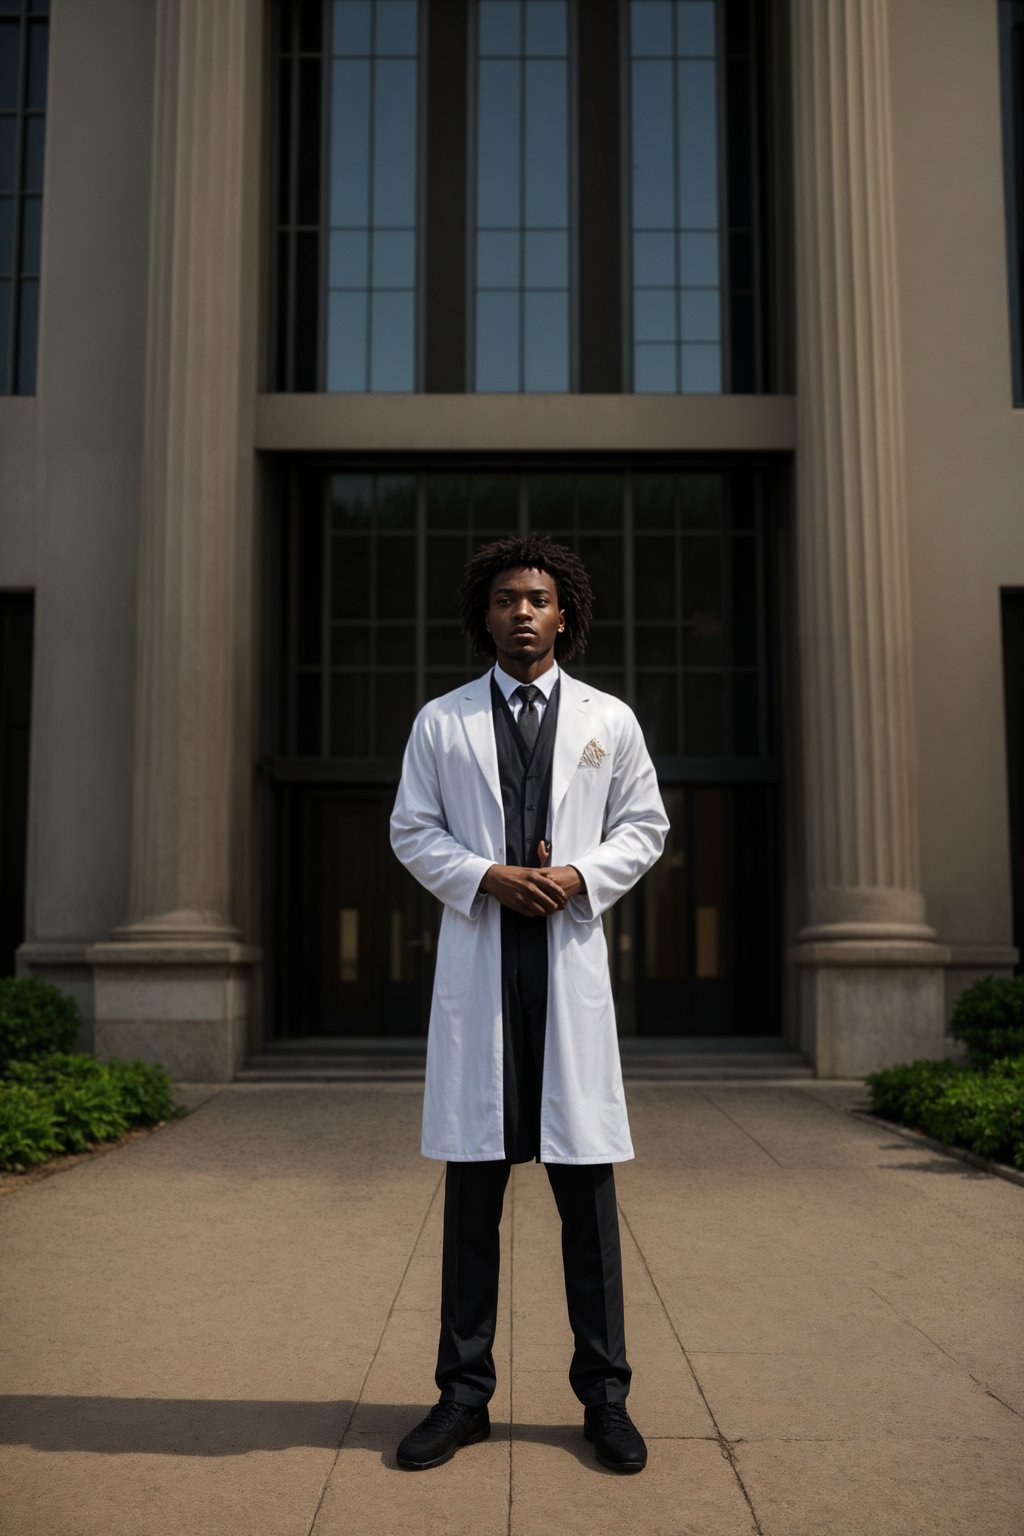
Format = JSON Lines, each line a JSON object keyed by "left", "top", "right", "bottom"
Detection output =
{"left": 492, "top": 659, "right": 560, "bottom": 702}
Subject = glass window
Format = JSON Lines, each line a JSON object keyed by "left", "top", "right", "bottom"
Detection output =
{"left": 326, "top": 0, "right": 420, "bottom": 391}
{"left": 271, "top": 0, "right": 775, "bottom": 394}
{"left": 628, "top": 0, "right": 722, "bottom": 394}
{"left": 286, "top": 463, "right": 774, "bottom": 770}
{"left": 472, "top": 0, "right": 571, "bottom": 391}
{"left": 0, "top": 0, "right": 48, "bottom": 395}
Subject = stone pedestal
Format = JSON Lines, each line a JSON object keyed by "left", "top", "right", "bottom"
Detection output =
{"left": 88, "top": 942, "right": 260, "bottom": 1082}
{"left": 90, "top": 0, "right": 263, "bottom": 1080}
{"left": 790, "top": 0, "right": 948, "bottom": 1074}
{"left": 796, "top": 942, "right": 952, "bottom": 1079}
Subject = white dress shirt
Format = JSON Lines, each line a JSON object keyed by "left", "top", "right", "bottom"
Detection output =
{"left": 492, "top": 659, "right": 560, "bottom": 728}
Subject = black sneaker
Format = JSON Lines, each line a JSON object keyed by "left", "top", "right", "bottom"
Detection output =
{"left": 396, "top": 1399, "right": 491, "bottom": 1470}
{"left": 583, "top": 1402, "right": 648, "bottom": 1473}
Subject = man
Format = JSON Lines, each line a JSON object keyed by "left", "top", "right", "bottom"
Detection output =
{"left": 389, "top": 534, "right": 669, "bottom": 1474}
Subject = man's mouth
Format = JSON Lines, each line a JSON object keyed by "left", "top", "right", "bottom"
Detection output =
{"left": 511, "top": 628, "right": 536, "bottom": 640}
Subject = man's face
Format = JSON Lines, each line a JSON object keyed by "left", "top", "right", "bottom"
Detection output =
{"left": 484, "top": 566, "right": 565, "bottom": 669}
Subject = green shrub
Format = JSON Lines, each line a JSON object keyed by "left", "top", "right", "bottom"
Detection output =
{"left": 918, "top": 1062, "right": 1024, "bottom": 1170}
{"left": 101, "top": 1057, "right": 178, "bottom": 1125}
{"left": 988, "top": 1055, "right": 1024, "bottom": 1083}
{"left": 6, "top": 1055, "right": 129, "bottom": 1153}
{"left": 0, "top": 977, "right": 80, "bottom": 1071}
{"left": 864, "top": 1057, "right": 961, "bottom": 1122}
{"left": 0, "top": 1082, "right": 63, "bottom": 1168}
{"left": 1, "top": 1053, "right": 181, "bottom": 1169}
{"left": 866, "top": 1056, "right": 1024, "bottom": 1170}
{"left": 950, "top": 975, "right": 1024, "bottom": 1070}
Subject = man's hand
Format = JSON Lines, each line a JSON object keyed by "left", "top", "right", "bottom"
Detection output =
{"left": 479, "top": 862, "right": 567, "bottom": 916}
{"left": 478, "top": 842, "right": 588, "bottom": 915}
{"left": 537, "top": 839, "right": 586, "bottom": 902}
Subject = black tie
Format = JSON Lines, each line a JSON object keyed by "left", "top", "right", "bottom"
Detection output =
{"left": 513, "top": 684, "right": 542, "bottom": 752}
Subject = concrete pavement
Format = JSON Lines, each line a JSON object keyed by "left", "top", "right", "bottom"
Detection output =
{"left": 0, "top": 1080, "right": 1021, "bottom": 1536}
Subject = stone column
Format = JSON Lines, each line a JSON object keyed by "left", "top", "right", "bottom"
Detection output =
{"left": 789, "top": 0, "right": 950, "bottom": 1075}
{"left": 87, "top": 0, "right": 263, "bottom": 1080}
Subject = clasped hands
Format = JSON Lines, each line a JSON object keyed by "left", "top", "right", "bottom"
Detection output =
{"left": 479, "top": 840, "right": 586, "bottom": 917}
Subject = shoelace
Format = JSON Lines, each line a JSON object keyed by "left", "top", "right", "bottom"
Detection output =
{"left": 420, "top": 1400, "right": 468, "bottom": 1432}
{"left": 590, "top": 1402, "right": 635, "bottom": 1437}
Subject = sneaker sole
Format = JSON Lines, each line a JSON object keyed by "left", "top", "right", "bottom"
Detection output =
{"left": 396, "top": 1423, "right": 490, "bottom": 1471}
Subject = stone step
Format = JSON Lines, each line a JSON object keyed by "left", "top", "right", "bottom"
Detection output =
{"left": 236, "top": 1048, "right": 815, "bottom": 1083}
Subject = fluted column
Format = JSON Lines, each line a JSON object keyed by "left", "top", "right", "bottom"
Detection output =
{"left": 792, "top": 0, "right": 935, "bottom": 942}
{"left": 113, "top": 0, "right": 261, "bottom": 943}
{"left": 790, "top": 0, "right": 948, "bottom": 1073}
{"left": 88, "top": 0, "right": 262, "bottom": 1080}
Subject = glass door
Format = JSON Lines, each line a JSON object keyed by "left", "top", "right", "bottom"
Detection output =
{"left": 273, "top": 785, "right": 440, "bottom": 1036}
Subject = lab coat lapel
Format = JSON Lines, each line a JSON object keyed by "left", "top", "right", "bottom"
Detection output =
{"left": 457, "top": 671, "right": 502, "bottom": 815}
{"left": 551, "top": 669, "right": 593, "bottom": 818}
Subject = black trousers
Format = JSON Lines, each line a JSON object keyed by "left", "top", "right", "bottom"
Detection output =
{"left": 435, "top": 901, "right": 630, "bottom": 1408}
{"left": 435, "top": 1158, "right": 632, "bottom": 1407}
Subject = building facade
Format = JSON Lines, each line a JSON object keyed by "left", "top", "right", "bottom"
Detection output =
{"left": 1, "top": 0, "right": 1021, "bottom": 1079}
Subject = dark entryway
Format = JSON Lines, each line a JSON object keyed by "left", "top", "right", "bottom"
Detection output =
{"left": 272, "top": 785, "right": 440, "bottom": 1035}
{"left": 263, "top": 459, "right": 784, "bottom": 1038}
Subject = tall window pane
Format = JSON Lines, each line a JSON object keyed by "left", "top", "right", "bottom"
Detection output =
{"left": 271, "top": 0, "right": 777, "bottom": 394}
{"left": 0, "top": 1, "right": 48, "bottom": 395}
{"left": 629, "top": 0, "right": 723, "bottom": 394}
{"left": 473, "top": 0, "right": 571, "bottom": 392}
{"left": 327, "top": 0, "right": 420, "bottom": 391}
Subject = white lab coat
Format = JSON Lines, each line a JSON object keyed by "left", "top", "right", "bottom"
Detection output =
{"left": 389, "top": 668, "right": 669, "bottom": 1163}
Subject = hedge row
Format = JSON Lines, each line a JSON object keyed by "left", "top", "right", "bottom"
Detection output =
{"left": 0, "top": 1053, "right": 181, "bottom": 1170}
{"left": 0, "top": 978, "right": 181, "bottom": 1172}
{"left": 865, "top": 1056, "right": 1024, "bottom": 1170}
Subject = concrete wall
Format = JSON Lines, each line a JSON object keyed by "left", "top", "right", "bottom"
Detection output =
{"left": 889, "top": 0, "right": 1023, "bottom": 998}
{"left": 0, "top": 0, "right": 155, "bottom": 1033}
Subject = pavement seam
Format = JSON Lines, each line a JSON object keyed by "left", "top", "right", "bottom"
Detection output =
{"left": 616, "top": 1199, "right": 765, "bottom": 1536}
{"left": 868, "top": 1284, "right": 1024, "bottom": 1423}
{"left": 304, "top": 1165, "right": 446, "bottom": 1536}
{"left": 696, "top": 1088, "right": 786, "bottom": 1168}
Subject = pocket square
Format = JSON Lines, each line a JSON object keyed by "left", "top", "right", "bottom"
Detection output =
{"left": 578, "top": 738, "right": 608, "bottom": 768}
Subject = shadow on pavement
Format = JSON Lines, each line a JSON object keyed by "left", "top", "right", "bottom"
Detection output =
{"left": 0, "top": 1397, "right": 355, "bottom": 1456}
{"left": 0, "top": 1397, "right": 656, "bottom": 1473}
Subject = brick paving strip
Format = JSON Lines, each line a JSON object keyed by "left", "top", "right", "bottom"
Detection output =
{"left": 0, "top": 1081, "right": 1021, "bottom": 1535}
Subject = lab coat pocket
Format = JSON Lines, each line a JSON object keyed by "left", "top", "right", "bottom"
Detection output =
{"left": 564, "top": 917, "right": 610, "bottom": 1003}
{"left": 434, "top": 909, "right": 474, "bottom": 1001}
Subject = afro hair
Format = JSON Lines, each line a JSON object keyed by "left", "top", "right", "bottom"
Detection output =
{"left": 458, "top": 533, "right": 594, "bottom": 662}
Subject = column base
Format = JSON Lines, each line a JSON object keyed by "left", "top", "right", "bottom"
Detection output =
{"left": 86, "top": 939, "right": 262, "bottom": 1082}
{"left": 791, "top": 940, "right": 953, "bottom": 1078}
{"left": 111, "top": 909, "right": 242, "bottom": 943}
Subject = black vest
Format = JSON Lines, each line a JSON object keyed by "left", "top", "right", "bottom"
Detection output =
{"left": 491, "top": 676, "right": 560, "bottom": 868}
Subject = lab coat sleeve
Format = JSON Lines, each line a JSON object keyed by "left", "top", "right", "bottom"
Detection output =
{"left": 390, "top": 706, "right": 494, "bottom": 920}
{"left": 566, "top": 706, "right": 669, "bottom": 921}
